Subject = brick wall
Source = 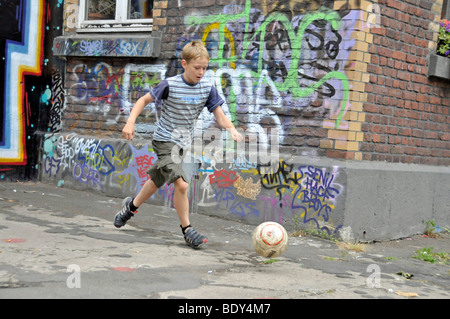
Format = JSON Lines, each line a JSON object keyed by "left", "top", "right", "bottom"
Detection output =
{"left": 63, "top": 58, "right": 165, "bottom": 139}
{"left": 361, "top": 0, "right": 450, "bottom": 165}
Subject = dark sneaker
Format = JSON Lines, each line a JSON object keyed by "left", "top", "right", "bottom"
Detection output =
{"left": 114, "top": 197, "right": 136, "bottom": 228}
{"left": 183, "top": 226, "right": 207, "bottom": 249}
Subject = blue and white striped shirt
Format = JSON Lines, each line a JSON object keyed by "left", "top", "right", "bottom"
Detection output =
{"left": 150, "top": 74, "right": 224, "bottom": 148}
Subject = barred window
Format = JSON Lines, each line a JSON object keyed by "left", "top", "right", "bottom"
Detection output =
{"left": 79, "top": 0, "right": 153, "bottom": 32}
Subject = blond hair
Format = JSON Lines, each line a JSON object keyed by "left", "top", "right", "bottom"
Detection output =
{"left": 181, "top": 41, "right": 209, "bottom": 63}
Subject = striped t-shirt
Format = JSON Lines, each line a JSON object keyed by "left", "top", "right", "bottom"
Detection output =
{"left": 150, "top": 74, "right": 224, "bottom": 148}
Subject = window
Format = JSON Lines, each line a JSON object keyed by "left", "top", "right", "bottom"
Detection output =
{"left": 78, "top": 0, "right": 153, "bottom": 32}
{"left": 443, "top": 0, "right": 449, "bottom": 19}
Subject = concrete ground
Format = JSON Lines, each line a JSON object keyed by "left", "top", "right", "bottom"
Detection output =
{"left": 0, "top": 181, "right": 449, "bottom": 299}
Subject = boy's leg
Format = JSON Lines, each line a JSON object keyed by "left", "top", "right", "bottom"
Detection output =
{"left": 173, "top": 178, "right": 190, "bottom": 228}
{"left": 114, "top": 179, "right": 158, "bottom": 228}
{"left": 133, "top": 178, "right": 159, "bottom": 207}
{"left": 173, "top": 177, "right": 207, "bottom": 248}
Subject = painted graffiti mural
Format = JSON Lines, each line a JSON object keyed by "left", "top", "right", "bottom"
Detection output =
{"left": 0, "top": 0, "right": 44, "bottom": 167}
{"left": 60, "top": 0, "right": 360, "bottom": 148}
{"left": 183, "top": 0, "right": 353, "bottom": 129}
{"left": 0, "top": 0, "right": 64, "bottom": 179}
{"left": 40, "top": 133, "right": 345, "bottom": 234}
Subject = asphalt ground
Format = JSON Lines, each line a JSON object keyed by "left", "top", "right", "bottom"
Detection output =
{"left": 0, "top": 181, "right": 449, "bottom": 302}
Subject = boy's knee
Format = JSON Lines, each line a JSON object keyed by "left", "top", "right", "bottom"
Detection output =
{"left": 174, "top": 178, "right": 189, "bottom": 193}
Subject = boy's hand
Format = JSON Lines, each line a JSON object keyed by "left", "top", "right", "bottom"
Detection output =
{"left": 122, "top": 122, "right": 135, "bottom": 140}
{"left": 122, "top": 93, "right": 154, "bottom": 141}
{"left": 229, "top": 128, "right": 243, "bottom": 142}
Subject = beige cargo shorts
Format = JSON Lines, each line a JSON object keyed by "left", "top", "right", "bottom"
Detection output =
{"left": 146, "top": 140, "right": 188, "bottom": 188}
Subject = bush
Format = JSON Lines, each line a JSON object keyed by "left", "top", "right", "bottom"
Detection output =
{"left": 437, "top": 19, "right": 450, "bottom": 57}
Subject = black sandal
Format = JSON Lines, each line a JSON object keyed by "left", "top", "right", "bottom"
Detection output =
{"left": 182, "top": 225, "right": 207, "bottom": 249}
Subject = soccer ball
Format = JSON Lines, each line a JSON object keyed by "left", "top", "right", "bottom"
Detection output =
{"left": 252, "top": 222, "right": 288, "bottom": 258}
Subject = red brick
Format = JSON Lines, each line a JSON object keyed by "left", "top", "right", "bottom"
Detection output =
{"left": 408, "top": 110, "right": 421, "bottom": 120}
{"left": 412, "top": 74, "right": 428, "bottom": 84}
{"left": 399, "top": 128, "right": 411, "bottom": 136}
{"left": 425, "top": 131, "right": 438, "bottom": 139}
{"left": 371, "top": 55, "right": 379, "bottom": 65}
{"left": 372, "top": 133, "right": 381, "bottom": 143}
{"left": 405, "top": 147, "right": 417, "bottom": 155}
{"left": 414, "top": 38, "right": 427, "bottom": 47}
{"left": 394, "top": 109, "right": 408, "bottom": 117}
{"left": 371, "top": 27, "right": 386, "bottom": 36}
{"left": 326, "top": 150, "right": 354, "bottom": 160}
{"left": 403, "top": 91, "right": 416, "bottom": 101}
{"left": 416, "top": 94, "right": 429, "bottom": 103}
{"left": 364, "top": 104, "right": 378, "bottom": 113}
{"left": 378, "top": 47, "right": 393, "bottom": 57}
{"left": 385, "top": 126, "right": 399, "bottom": 134}
{"left": 418, "top": 148, "right": 432, "bottom": 156}
{"left": 392, "top": 51, "right": 406, "bottom": 61}
{"left": 390, "top": 145, "right": 404, "bottom": 154}
{"left": 397, "top": 71, "right": 411, "bottom": 81}
{"left": 370, "top": 124, "right": 385, "bottom": 134}
{"left": 412, "top": 129, "right": 424, "bottom": 138}
{"left": 429, "top": 96, "right": 441, "bottom": 104}
{"left": 373, "top": 85, "right": 389, "bottom": 95}
{"left": 375, "top": 144, "right": 389, "bottom": 153}
{"left": 406, "top": 54, "right": 417, "bottom": 63}
{"left": 389, "top": 88, "right": 403, "bottom": 98}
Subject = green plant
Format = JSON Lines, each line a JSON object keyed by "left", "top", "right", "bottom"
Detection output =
{"left": 437, "top": 19, "right": 450, "bottom": 57}
{"left": 385, "top": 256, "right": 398, "bottom": 261}
{"left": 423, "top": 219, "right": 439, "bottom": 238}
{"left": 292, "top": 214, "right": 302, "bottom": 233}
{"left": 289, "top": 218, "right": 337, "bottom": 241}
{"left": 262, "top": 259, "right": 279, "bottom": 264}
{"left": 412, "top": 247, "right": 449, "bottom": 264}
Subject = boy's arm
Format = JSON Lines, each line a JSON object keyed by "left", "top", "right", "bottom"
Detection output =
{"left": 122, "top": 93, "right": 154, "bottom": 140}
{"left": 212, "top": 106, "right": 243, "bottom": 142}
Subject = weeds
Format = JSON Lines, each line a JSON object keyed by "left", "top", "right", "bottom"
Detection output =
{"left": 290, "top": 217, "right": 367, "bottom": 255}
{"left": 261, "top": 259, "right": 279, "bottom": 264}
{"left": 422, "top": 219, "right": 450, "bottom": 238}
{"left": 290, "top": 219, "right": 337, "bottom": 242}
{"left": 412, "top": 247, "right": 449, "bottom": 265}
{"left": 336, "top": 242, "right": 366, "bottom": 253}
{"left": 423, "top": 219, "right": 440, "bottom": 238}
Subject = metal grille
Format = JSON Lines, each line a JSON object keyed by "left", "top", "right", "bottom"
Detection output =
{"left": 87, "top": 0, "right": 116, "bottom": 20}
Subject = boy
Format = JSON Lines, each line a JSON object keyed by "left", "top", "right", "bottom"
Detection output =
{"left": 114, "top": 41, "right": 242, "bottom": 249}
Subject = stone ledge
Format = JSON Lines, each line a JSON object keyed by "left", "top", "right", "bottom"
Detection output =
{"left": 427, "top": 53, "right": 450, "bottom": 80}
{"left": 53, "top": 32, "right": 162, "bottom": 58}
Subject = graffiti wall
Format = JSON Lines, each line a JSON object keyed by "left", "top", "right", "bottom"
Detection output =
{"left": 42, "top": 0, "right": 363, "bottom": 232}
{"left": 61, "top": 0, "right": 364, "bottom": 152}
{"left": 0, "top": 0, "right": 64, "bottom": 180}
{"left": 183, "top": 0, "right": 352, "bottom": 129}
{"left": 40, "top": 132, "right": 346, "bottom": 234}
